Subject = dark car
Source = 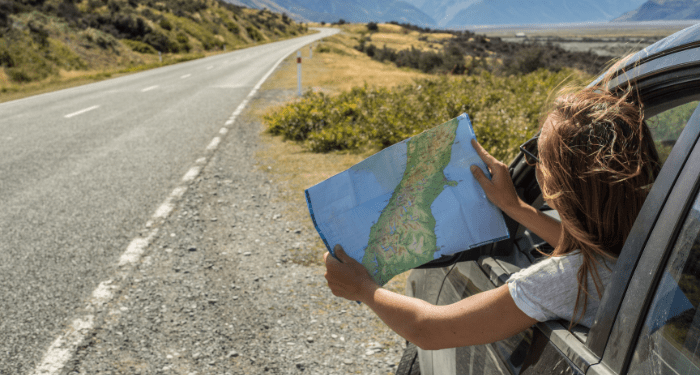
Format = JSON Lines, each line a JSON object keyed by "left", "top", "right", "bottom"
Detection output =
{"left": 397, "top": 23, "right": 700, "bottom": 375}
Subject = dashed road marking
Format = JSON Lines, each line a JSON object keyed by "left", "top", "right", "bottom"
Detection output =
{"left": 64, "top": 105, "right": 99, "bottom": 119}
{"left": 32, "top": 316, "right": 95, "bottom": 375}
{"left": 141, "top": 85, "right": 159, "bottom": 92}
{"left": 118, "top": 230, "right": 159, "bottom": 267}
{"left": 182, "top": 166, "right": 202, "bottom": 182}
{"left": 206, "top": 137, "right": 221, "bottom": 151}
{"left": 152, "top": 186, "right": 187, "bottom": 220}
{"left": 32, "top": 39, "right": 313, "bottom": 375}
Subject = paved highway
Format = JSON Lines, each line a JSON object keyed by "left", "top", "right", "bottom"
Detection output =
{"left": 0, "top": 28, "right": 336, "bottom": 374}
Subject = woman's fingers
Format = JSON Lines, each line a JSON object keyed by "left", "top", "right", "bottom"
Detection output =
{"left": 470, "top": 164, "right": 493, "bottom": 190}
{"left": 471, "top": 139, "right": 498, "bottom": 169}
{"left": 333, "top": 244, "right": 349, "bottom": 263}
{"left": 469, "top": 139, "right": 521, "bottom": 213}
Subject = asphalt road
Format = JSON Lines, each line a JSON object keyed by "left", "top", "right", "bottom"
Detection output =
{"left": 0, "top": 28, "right": 336, "bottom": 374}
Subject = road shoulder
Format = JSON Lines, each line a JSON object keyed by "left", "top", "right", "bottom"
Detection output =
{"left": 68, "top": 87, "right": 405, "bottom": 375}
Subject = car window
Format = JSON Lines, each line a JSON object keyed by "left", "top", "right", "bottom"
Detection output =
{"left": 628, "top": 191, "right": 700, "bottom": 375}
{"left": 646, "top": 100, "right": 700, "bottom": 165}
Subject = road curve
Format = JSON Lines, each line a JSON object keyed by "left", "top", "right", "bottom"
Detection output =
{"left": 0, "top": 27, "right": 337, "bottom": 374}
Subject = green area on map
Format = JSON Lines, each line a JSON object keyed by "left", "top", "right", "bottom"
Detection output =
{"left": 361, "top": 118, "right": 459, "bottom": 284}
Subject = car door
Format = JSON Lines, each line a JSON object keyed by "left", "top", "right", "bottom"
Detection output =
{"left": 587, "top": 102, "right": 700, "bottom": 375}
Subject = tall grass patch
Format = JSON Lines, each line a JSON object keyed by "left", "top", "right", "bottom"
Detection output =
{"left": 265, "top": 69, "right": 589, "bottom": 161}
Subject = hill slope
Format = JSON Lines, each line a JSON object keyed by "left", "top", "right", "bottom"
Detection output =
{"left": 615, "top": 0, "right": 700, "bottom": 21}
{"left": 0, "top": 0, "right": 307, "bottom": 87}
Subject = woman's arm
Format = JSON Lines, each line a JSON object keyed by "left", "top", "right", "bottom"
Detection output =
{"left": 324, "top": 246, "right": 538, "bottom": 350}
{"left": 470, "top": 139, "right": 562, "bottom": 248}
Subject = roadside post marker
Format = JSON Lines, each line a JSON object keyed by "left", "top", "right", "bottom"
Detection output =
{"left": 297, "top": 51, "right": 302, "bottom": 96}
{"left": 158, "top": 51, "right": 162, "bottom": 63}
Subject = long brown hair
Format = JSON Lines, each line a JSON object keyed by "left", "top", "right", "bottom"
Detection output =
{"left": 537, "top": 86, "right": 661, "bottom": 324}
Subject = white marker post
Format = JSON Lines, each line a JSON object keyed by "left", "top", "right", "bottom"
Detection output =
{"left": 297, "top": 51, "right": 302, "bottom": 96}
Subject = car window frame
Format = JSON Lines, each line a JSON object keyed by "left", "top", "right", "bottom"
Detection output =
{"left": 586, "top": 44, "right": 700, "bottom": 359}
{"left": 587, "top": 106, "right": 700, "bottom": 375}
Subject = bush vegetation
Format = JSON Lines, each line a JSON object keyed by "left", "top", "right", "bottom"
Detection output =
{"left": 265, "top": 69, "right": 589, "bottom": 161}
{"left": 356, "top": 29, "right": 608, "bottom": 76}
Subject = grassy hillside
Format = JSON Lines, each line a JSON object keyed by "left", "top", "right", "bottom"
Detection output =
{"left": 0, "top": 0, "right": 307, "bottom": 98}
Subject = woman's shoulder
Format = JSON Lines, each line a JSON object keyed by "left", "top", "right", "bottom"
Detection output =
{"left": 510, "top": 251, "right": 616, "bottom": 281}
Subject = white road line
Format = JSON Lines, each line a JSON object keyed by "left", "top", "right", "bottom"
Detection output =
{"left": 206, "top": 137, "right": 221, "bottom": 151}
{"left": 141, "top": 85, "right": 159, "bottom": 92}
{"left": 152, "top": 186, "right": 187, "bottom": 220}
{"left": 64, "top": 105, "right": 99, "bottom": 118}
{"left": 32, "top": 39, "right": 315, "bottom": 375}
{"left": 181, "top": 74, "right": 191, "bottom": 79}
{"left": 118, "top": 230, "right": 158, "bottom": 267}
{"left": 182, "top": 166, "right": 202, "bottom": 182}
{"left": 32, "top": 316, "right": 95, "bottom": 375}
{"left": 90, "top": 280, "right": 116, "bottom": 307}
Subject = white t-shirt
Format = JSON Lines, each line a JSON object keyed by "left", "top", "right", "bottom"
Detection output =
{"left": 507, "top": 252, "right": 616, "bottom": 328}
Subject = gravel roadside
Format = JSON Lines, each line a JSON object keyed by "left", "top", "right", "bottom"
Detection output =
{"left": 66, "top": 88, "right": 406, "bottom": 375}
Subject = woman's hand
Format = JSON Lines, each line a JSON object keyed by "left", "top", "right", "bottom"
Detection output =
{"left": 470, "top": 139, "right": 522, "bottom": 215}
{"left": 324, "top": 245, "right": 379, "bottom": 302}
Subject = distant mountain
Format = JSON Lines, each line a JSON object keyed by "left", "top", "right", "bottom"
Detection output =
{"left": 614, "top": 0, "right": 700, "bottom": 21}
{"left": 401, "top": 0, "right": 480, "bottom": 27}
{"left": 446, "top": 0, "right": 647, "bottom": 26}
{"left": 225, "top": 0, "right": 436, "bottom": 25}
{"left": 226, "top": 0, "right": 650, "bottom": 27}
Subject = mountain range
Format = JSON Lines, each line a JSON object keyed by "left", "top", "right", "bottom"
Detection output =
{"left": 615, "top": 0, "right": 700, "bottom": 21}
{"left": 224, "top": 0, "right": 700, "bottom": 26}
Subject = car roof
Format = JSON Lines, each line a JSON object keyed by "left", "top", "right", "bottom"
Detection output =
{"left": 589, "top": 22, "right": 700, "bottom": 88}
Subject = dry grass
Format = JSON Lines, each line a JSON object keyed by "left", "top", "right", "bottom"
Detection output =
{"left": 260, "top": 30, "right": 431, "bottom": 94}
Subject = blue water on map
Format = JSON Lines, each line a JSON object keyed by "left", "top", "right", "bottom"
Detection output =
{"left": 432, "top": 117, "right": 506, "bottom": 258}
{"left": 306, "top": 140, "right": 408, "bottom": 263}
{"left": 336, "top": 171, "right": 393, "bottom": 263}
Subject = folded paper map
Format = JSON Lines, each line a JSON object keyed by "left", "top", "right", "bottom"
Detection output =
{"left": 305, "top": 113, "right": 509, "bottom": 285}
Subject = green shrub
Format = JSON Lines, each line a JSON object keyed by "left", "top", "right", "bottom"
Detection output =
{"left": 79, "top": 28, "right": 119, "bottom": 49}
{"left": 122, "top": 39, "right": 157, "bottom": 54}
{"left": 245, "top": 25, "right": 263, "bottom": 41}
{"left": 265, "top": 70, "right": 588, "bottom": 160}
{"left": 6, "top": 67, "right": 32, "bottom": 82}
{"left": 224, "top": 19, "right": 239, "bottom": 34}
{"left": 142, "top": 31, "right": 179, "bottom": 52}
{"left": 159, "top": 17, "right": 172, "bottom": 31}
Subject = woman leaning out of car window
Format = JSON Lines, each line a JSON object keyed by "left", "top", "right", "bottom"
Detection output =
{"left": 322, "top": 84, "right": 661, "bottom": 351}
